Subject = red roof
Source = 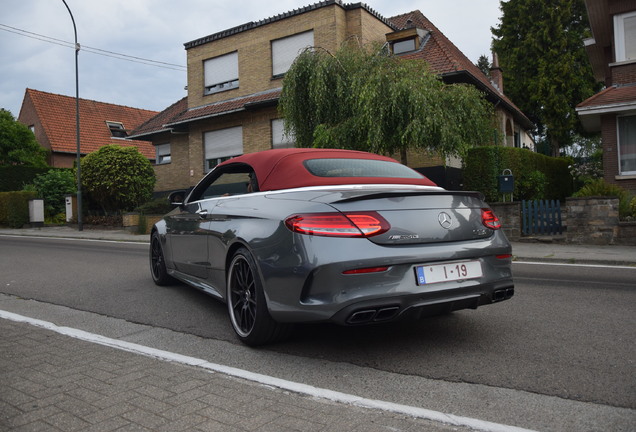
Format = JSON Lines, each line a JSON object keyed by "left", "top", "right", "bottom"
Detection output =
{"left": 388, "top": 11, "right": 533, "bottom": 129}
{"left": 22, "top": 89, "right": 158, "bottom": 159}
{"left": 218, "top": 148, "right": 437, "bottom": 191}
{"left": 165, "top": 89, "right": 281, "bottom": 127}
{"left": 129, "top": 97, "right": 188, "bottom": 138}
{"left": 577, "top": 85, "right": 636, "bottom": 109}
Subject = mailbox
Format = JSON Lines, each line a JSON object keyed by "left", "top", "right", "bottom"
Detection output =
{"left": 28, "top": 199, "right": 44, "bottom": 227}
{"left": 65, "top": 194, "right": 77, "bottom": 222}
{"left": 498, "top": 174, "right": 514, "bottom": 193}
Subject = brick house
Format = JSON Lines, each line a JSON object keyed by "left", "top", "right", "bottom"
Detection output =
{"left": 129, "top": 1, "right": 532, "bottom": 193}
{"left": 576, "top": 0, "right": 636, "bottom": 194}
{"left": 18, "top": 88, "right": 158, "bottom": 168}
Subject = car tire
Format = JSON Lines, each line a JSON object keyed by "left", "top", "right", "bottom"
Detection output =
{"left": 227, "top": 247, "right": 291, "bottom": 346}
{"left": 150, "top": 231, "right": 176, "bottom": 286}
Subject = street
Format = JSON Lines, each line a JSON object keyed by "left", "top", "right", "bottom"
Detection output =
{"left": 1, "top": 235, "right": 634, "bottom": 431}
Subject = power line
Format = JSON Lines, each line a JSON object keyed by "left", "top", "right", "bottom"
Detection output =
{"left": 0, "top": 23, "right": 186, "bottom": 71}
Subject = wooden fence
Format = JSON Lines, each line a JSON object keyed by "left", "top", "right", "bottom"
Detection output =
{"left": 521, "top": 200, "right": 563, "bottom": 236}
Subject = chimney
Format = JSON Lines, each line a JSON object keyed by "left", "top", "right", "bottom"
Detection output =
{"left": 490, "top": 51, "right": 504, "bottom": 94}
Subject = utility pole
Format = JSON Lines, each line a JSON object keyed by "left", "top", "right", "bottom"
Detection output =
{"left": 61, "top": 0, "right": 83, "bottom": 231}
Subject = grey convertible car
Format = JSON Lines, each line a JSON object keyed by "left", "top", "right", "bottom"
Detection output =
{"left": 150, "top": 148, "right": 514, "bottom": 345}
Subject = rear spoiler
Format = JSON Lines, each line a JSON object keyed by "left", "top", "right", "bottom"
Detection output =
{"left": 334, "top": 190, "right": 485, "bottom": 204}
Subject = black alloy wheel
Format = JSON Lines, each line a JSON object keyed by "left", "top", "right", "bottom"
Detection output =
{"left": 150, "top": 232, "right": 175, "bottom": 286}
{"left": 227, "top": 247, "right": 291, "bottom": 345}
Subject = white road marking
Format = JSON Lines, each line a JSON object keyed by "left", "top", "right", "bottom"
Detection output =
{"left": 0, "top": 309, "right": 538, "bottom": 432}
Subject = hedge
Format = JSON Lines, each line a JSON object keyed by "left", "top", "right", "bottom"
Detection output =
{"left": 0, "top": 191, "right": 37, "bottom": 228}
{"left": 463, "top": 147, "right": 573, "bottom": 203}
{"left": 0, "top": 165, "right": 50, "bottom": 192}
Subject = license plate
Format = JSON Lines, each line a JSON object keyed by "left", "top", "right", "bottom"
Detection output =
{"left": 415, "top": 261, "right": 482, "bottom": 285}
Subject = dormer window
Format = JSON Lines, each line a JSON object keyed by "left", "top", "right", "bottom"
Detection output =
{"left": 392, "top": 38, "right": 417, "bottom": 55}
{"left": 106, "top": 121, "right": 127, "bottom": 138}
{"left": 386, "top": 27, "right": 429, "bottom": 55}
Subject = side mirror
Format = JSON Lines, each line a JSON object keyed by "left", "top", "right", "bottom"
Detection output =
{"left": 168, "top": 190, "right": 186, "bottom": 207}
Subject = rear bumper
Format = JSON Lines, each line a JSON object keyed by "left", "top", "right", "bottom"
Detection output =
{"left": 257, "top": 233, "right": 514, "bottom": 324}
{"left": 329, "top": 280, "right": 514, "bottom": 325}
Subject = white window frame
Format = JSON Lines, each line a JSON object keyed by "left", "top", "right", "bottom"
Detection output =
{"left": 271, "top": 118, "right": 295, "bottom": 149}
{"left": 204, "top": 51, "right": 239, "bottom": 95}
{"left": 271, "top": 30, "right": 314, "bottom": 77}
{"left": 614, "top": 11, "right": 636, "bottom": 62}
{"left": 617, "top": 114, "right": 636, "bottom": 175}
{"left": 204, "top": 126, "right": 243, "bottom": 172}
{"left": 106, "top": 121, "right": 127, "bottom": 138}
{"left": 155, "top": 143, "right": 171, "bottom": 165}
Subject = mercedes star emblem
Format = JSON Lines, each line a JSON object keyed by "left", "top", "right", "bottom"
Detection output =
{"left": 438, "top": 212, "right": 452, "bottom": 229}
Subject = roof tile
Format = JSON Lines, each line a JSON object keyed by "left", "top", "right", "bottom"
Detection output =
{"left": 165, "top": 88, "right": 281, "bottom": 126}
{"left": 24, "top": 89, "right": 158, "bottom": 159}
{"left": 388, "top": 11, "right": 532, "bottom": 128}
{"left": 577, "top": 84, "right": 636, "bottom": 108}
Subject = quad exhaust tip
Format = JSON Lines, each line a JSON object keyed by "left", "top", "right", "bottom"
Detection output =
{"left": 347, "top": 306, "right": 400, "bottom": 324}
{"left": 493, "top": 288, "right": 514, "bottom": 302}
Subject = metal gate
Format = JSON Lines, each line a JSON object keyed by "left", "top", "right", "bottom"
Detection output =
{"left": 521, "top": 200, "right": 563, "bottom": 235}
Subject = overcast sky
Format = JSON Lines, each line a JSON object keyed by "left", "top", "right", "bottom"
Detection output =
{"left": 0, "top": 0, "right": 502, "bottom": 118}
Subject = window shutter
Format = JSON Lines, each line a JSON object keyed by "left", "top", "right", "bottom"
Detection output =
{"left": 272, "top": 31, "right": 313, "bottom": 76}
{"left": 204, "top": 52, "right": 239, "bottom": 87}
{"left": 204, "top": 126, "right": 243, "bottom": 159}
{"left": 271, "top": 119, "right": 294, "bottom": 149}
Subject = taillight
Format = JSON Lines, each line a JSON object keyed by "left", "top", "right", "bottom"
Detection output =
{"left": 285, "top": 212, "right": 390, "bottom": 237}
{"left": 481, "top": 208, "right": 501, "bottom": 230}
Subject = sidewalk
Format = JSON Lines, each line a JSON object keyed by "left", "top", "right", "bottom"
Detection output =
{"left": 1, "top": 225, "right": 635, "bottom": 266}
{"left": 0, "top": 317, "right": 470, "bottom": 432}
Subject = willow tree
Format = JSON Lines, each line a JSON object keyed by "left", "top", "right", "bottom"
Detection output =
{"left": 278, "top": 43, "right": 494, "bottom": 164}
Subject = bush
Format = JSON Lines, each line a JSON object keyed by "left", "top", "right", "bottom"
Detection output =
{"left": 517, "top": 170, "right": 547, "bottom": 201}
{"left": 81, "top": 145, "right": 155, "bottom": 213}
{"left": 83, "top": 213, "right": 123, "bottom": 226}
{"left": 463, "top": 146, "right": 572, "bottom": 202}
{"left": 0, "top": 191, "right": 37, "bottom": 228}
{"left": 134, "top": 197, "right": 173, "bottom": 215}
{"left": 24, "top": 169, "right": 76, "bottom": 217}
{"left": 573, "top": 179, "right": 633, "bottom": 219}
{"left": 0, "top": 165, "right": 50, "bottom": 192}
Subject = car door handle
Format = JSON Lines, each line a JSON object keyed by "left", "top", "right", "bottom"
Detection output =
{"left": 196, "top": 209, "right": 208, "bottom": 219}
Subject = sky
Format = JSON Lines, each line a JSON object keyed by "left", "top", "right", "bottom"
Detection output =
{"left": 0, "top": 0, "right": 503, "bottom": 118}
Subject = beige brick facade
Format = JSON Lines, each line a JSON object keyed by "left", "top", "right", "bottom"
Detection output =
{"left": 186, "top": 5, "right": 390, "bottom": 111}
{"left": 140, "top": 2, "right": 530, "bottom": 193}
{"left": 153, "top": 132, "right": 190, "bottom": 192}
{"left": 156, "top": 3, "right": 394, "bottom": 193}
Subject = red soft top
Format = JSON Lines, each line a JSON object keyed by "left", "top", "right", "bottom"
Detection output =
{"left": 217, "top": 148, "right": 437, "bottom": 191}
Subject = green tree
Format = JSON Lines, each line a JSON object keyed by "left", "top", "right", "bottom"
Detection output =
{"left": 80, "top": 145, "right": 155, "bottom": 213}
{"left": 492, "top": 0, "right": 600, "bottom": 156}
{"left": 475, "top": 54, "right": 491, "bottom": 78}
{"left": 24, "top": 169, "right": 76, "bottom": 217}
{"left": 279, "top": 42, "right": 495, "bottom": 164}
{"left": 0, "top": 109, "right": 48, "bottom": 167}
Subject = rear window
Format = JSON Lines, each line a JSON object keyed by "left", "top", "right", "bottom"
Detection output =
{"left": 304, "top": 158, "right": 424, "bottom": 179}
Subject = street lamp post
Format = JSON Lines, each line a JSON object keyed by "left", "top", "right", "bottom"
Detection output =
{"left": 61, "top": 0, "right": 83, "bottom": 231}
